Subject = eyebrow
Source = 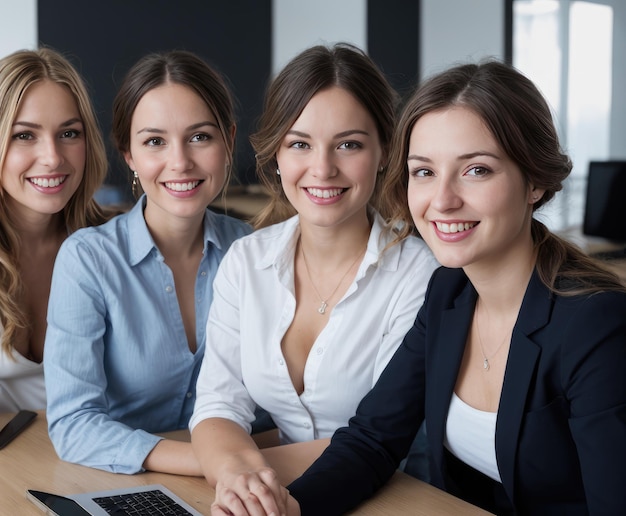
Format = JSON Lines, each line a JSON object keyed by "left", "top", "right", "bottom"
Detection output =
{"left": 13, "top": 118, "right": 83, "bottom": 129}
{"left": 136, "top": 120, "right": 219, "bottom": 135}
{"left": 407, "top": 150, "right": 501, "bottom": 162}
{"left": 286, "top": 129, "right": 370, "bottom": 139}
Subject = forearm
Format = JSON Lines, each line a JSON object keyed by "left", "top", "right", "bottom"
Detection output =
{"left": 191, "top": 417, "right": 268, "bottom": 485}
{"left": 142, "top": 439, "right": 203, "bottom": 476}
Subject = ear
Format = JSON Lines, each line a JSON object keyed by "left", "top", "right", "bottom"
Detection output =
{"left": 229, "top": 123, "right": 237, "bottom": 143}
{"left": 123, "top": 151, "right": 135, "bottom": 172}
{"left": 528, "top": 185, "right": 546, "bottom": 204}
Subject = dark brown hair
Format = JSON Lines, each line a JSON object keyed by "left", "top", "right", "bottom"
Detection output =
{"left": 250, "top": 42, "right": 398, "bottom": 228}
{"left": 382, "top": 60, "right": 624, "bottom": 295}
{"left": 111, "top": 50, "right": 236, "bottom": 196}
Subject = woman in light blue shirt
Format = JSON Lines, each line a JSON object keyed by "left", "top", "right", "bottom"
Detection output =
{"left": 43, "top": 51, "right": 250, "bottom": 475}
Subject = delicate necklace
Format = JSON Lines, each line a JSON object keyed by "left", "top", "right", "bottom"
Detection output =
{"left": 300, "top": 242, "right": 365, "bottom": 315}
{"left": 475, "top": 306, "right": 511, "bottom": 371}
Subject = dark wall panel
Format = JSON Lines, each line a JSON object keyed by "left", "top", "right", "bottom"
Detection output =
{"left": 38, "top": 1, "right": 271, "bottom": 200}
{"left": 367, "top": 0, "right": 420, "bottom": 100}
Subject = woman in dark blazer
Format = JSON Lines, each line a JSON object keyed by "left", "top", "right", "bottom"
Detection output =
{"left": 285, "top": 61, "right": 626, "bottom": 516}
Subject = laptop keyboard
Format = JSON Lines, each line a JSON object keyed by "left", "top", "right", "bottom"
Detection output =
{"left": 93, "top": 489, "right": 193, "bottom": 515}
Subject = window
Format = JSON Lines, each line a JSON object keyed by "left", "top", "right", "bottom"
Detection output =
{"left": 513, "top": 0, "right": 613, "bottom": 230}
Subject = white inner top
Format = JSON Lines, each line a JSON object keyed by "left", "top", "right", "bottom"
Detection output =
{"left": 444, "top": 391, "right": 501, "bottom": 483}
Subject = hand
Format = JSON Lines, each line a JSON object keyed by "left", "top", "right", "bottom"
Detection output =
{"left": 211, "top": 467, "right": 288, "bottom": 516}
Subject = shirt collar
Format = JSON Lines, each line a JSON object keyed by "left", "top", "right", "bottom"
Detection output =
{"left": 256, "top": 209, "right": 404, "bottom": 273}
{"left": 127, "top": 195, "right": 227, "bottom": 266}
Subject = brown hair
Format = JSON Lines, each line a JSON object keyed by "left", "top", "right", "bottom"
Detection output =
{"left": 111, "top": 50, "right": 236, "bottom": 198}
{"left": 250, "top": 42, "right": 398, "bottom": 228}
{"left": 0, "top": 47, "right": 109, "bottom": 354}
{"left": 382, "top": 59, "right": 624, "bottom": 295}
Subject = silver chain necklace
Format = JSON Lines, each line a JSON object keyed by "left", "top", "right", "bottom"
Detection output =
{"left": 300, "top": 243, "right": 365, "bottom": 315}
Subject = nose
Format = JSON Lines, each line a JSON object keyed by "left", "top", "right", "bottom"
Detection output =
{"left": 310, "top": 149, "right": 337, "bottom": 180}
{"left": 169, "top": 142, "right": 193, "bottom": 173}
{"left": 39, "top": 138, "right": 64, "bottom": 170}
{"left": 430, "top": 174, "right": 463, "bottom": 212}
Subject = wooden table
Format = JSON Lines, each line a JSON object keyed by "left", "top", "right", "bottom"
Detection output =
{"left": 0, "top": 411, "right": 492, "bottom": 515}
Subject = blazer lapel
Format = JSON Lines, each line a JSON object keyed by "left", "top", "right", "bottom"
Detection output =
{"left": 428, "top": 281, "right": 477, "bottom": 478}
{"left": 495, "top": 272, "right": 552, "bottom": 505}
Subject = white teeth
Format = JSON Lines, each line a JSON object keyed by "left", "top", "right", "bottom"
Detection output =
{"left": 435, "top": 221, "right": 477, "bottom": 233}
{"left": 306, "top": 187, "right": 344, "bottom": 199}
{"left": 165, "top": 181, "right": 200, "bottom": 192}
{"left": 29, "top": 176, "right": 66, "bottom": 188}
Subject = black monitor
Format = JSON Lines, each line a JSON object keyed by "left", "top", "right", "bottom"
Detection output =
{"left": 583, "top": 160, "right": 626, "bottom": 242}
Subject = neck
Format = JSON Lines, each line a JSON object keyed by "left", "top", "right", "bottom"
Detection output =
{"left": 466, "top": 239, "right": 537, "bottom": 315}
{"left": 298, "top": 213, "right": 371, "bottom": 267}
{"left": 144, "top": 209, "right": 205, "bottom": 260}
{"left": 9, "top": 212, "right": 65, "bottom": 248}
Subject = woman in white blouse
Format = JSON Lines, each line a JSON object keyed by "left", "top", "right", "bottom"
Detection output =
{"left": 0, "top": 48, "right": 110, "bottom": 413}
{"left": 190, "top": 43, "right": 438, "bottom": 515}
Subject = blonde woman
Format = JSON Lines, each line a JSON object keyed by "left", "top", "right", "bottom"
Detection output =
{"left": 0, "top": 48, "right": 110, "bottom": 413}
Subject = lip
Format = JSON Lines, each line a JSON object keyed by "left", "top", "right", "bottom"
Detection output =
{"left": 27, "top": 175, "right": 69, "bottom": 194}
{"left": 163, "top": 179, "right": 203, "bottom": 197}
{"left": 432, "top": 220, "right": 479, "bottom": 242}
{"left": 303, "top": 186, "right": 347, "bottom": 205}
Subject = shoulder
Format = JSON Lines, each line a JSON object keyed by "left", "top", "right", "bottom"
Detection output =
{"left": 230, "top": 217, "right": 295, "bottom": 251}
{"left": 63, "top": 212, "right": 129, "bottom": 251}
{"left": 423, "top": 267, "right": 472, "bottom": 305}
{"left": 553, "top": 289, "right": 626, "bottom": 324}
{"left": 206, "top": 209, "right": 252, "bottom": 240}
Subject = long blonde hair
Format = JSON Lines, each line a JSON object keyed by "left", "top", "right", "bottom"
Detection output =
{"left": 0, "top": 47, "right": 109, "bottom": 354}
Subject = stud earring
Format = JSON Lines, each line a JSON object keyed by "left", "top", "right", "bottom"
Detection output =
{"left": 276, "top": 168, "right": 281, "bottom": 176}
{"left": 378, "top": 165, "right": 384, "bottom": 173}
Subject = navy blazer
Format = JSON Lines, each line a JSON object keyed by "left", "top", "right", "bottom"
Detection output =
{"left": 289, "top": 267, "right": 626, "bottom": 515}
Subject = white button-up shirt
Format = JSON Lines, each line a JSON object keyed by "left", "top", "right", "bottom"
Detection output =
{"left": 190, "top": 212, "right": 438, "bottom": 443}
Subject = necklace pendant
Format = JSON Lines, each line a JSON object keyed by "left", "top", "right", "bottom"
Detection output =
{"left": 483, "top": 358, "right": 490, "bottom": 371}
{"left": 318, "top": 301, "right": 328, "bottom": 315}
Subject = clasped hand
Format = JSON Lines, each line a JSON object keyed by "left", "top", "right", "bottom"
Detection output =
{"left": 211, "top": 466, "right": 299, "bottom": 516}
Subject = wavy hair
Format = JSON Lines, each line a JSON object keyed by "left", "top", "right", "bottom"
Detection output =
{"left": 250, "top": 42, "right": 399, "bottom": 228}
{"left": 0, "top": 47, "right": 109, "bottom": 354}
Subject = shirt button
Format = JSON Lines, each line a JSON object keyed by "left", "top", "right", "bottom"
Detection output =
{"left": 303, "top": 422, "right": 310, "bottom": 429}
{"left": 316, "top": 347, "right": 323, "bottom": 355}
{"left": 200, "top": 271, "right": 207, "bottom": 276}
{"left": 279, "top": 359, "right": 284, "bottom": 366}
{"left": 165, "top": 285, "right": 174, "bottom": 293}
{"left": 186, "top": 392, "right": 192, "bottom": 398}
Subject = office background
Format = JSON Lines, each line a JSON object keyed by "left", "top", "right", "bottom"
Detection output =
{"left": 1, "top": 0, "right": 624, "bottom": 232}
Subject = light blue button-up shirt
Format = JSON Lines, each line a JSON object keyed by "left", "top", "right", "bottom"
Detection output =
{"left": 44, "top": 196, "right": 250, "bottom": 474}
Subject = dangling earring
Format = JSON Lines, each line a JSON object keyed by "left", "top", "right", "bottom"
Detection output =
{"left": 131, "top": 170, "right": 139, "bottom": 198}
{"left": 276, "top": 168, "right": 281, "bottom": 176}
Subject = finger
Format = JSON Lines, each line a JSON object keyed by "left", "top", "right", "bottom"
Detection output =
{"left": 210, "top": 501, "right": 233, "bottom": 516}
{"left": 256, "top": 469, "right": 286, "bottom": 514}
{"left": 215, "top": 486, "right": 250, "bottom": 516}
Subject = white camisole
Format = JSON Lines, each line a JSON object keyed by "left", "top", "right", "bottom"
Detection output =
{"left": 444, "top": 392, "right": 502, "bottom": 482}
